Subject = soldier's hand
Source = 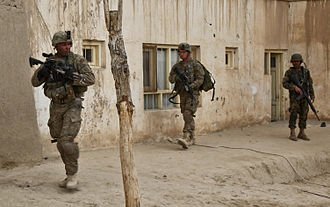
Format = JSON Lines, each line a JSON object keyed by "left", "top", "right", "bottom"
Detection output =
{"left": 64, "top": 70, "right": 74, "bottom": 81}
{"left": 311, "top": 98, "right": 315, "bottom": 103}
{"left": 37, "top": 65, "right": 50, "bottom": 80}
{"left": 179, "top": 73, "right": 188, "bottom": 81}
{"left": 44, "top": 60, "right": 53, "bottom": 69}
{"left": 294, "top": 86, "right": 303, "bottom": 95}
{"left": 184, "top": 85, "right": 189, "bottom": 92}
{"left": 71, "top": 72, "right": 84, "bottom": 85}
{"left": 175, "top": 75, "right": 181, "bottom": 82}
{"left": 73, "top": 72, "right": 82, "bottom": 82}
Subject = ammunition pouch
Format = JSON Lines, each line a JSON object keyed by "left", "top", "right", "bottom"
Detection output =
{"left": 45, "top": 82, "right": 76, "bottom": 104}
{"left": 73, "top": 85, "right": 87, "bottom": 94}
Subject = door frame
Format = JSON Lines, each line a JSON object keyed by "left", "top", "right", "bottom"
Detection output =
{"left": 265, "top": 50, "right": 286, "bottom": 121}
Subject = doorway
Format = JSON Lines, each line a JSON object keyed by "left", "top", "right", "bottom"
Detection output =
{"left": 265, "top": 51, "right": 284, "bottom": 121}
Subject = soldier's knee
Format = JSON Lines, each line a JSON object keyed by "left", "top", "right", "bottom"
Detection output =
{"left": 290, "top": 111, "right": 298, "bottom": 117}
{"left": 57, "top": 141, "right": 79, "bottom": 157}
{"left": 183, "top": 110, "right": 193, "bottom": 118}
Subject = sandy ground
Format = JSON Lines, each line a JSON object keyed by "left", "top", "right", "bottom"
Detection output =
{"left": 0, "top": 121, "right": 329, "bottom": 207}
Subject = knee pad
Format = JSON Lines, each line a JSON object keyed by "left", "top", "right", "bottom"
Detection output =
{"left": 57, "top": 141, "right": 79, "bottom": 157}
{"left": 183, "top": 110, "right": 194, "bottom": 120}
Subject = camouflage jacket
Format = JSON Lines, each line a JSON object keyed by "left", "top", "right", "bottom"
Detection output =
{"left": 31, "top": 52, "right": 95, "bottom": 101}
{"left": 282, "top": 66, "right": 315, "bottom": 100}
{"left": 169, "top": 59, "right": 204, "bottom": 95}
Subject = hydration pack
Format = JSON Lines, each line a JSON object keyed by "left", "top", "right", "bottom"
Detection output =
{"left": 197, "top": 60, "right": 215, "bottom": 101}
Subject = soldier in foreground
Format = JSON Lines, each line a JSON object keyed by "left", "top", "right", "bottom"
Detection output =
{"left": 282, "top": 54, "right": 315, "bottom": 141}
{"left": 31, "top": 31, "right": 95, "bottom": 189}
{"left": 169, "top": 43, "right": 204, "bottom": 149}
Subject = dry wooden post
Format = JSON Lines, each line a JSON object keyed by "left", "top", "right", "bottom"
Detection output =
{"left": 103, "top": 0, "right": 140, "bottom": 206}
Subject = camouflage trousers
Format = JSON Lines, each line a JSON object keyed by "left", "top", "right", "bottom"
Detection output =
{"left": 48, "top": 98, "right": 82, "bottom": 175}
{"left": 288, "top": 98, "right": 309, "bottom": 129}
{"left": 180, "top": 92, "right": 199, "bottom": 140}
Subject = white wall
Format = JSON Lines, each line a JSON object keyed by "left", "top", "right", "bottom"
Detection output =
{"left": 288, "top": 1, "right": 330, "bottom": 119}
{"left": 24, "top": 0, "right": 329, "bottom": 156}
{"left": 0, "top": 0, "right": 42, "bottom": 166}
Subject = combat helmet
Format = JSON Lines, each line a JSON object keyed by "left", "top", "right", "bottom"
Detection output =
{"left": 52, "top": 31, "right": 72, "bottom": 47}
{"left": 290, "top": 53, "right": 303, "bottom": 62}
{"left": 178, "top": 43, "right": 191, "bottom": 53}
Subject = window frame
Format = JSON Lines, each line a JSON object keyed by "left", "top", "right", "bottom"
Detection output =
{"left": 264, "top": 52, "right": 270, "bottom": 75}
{"left": 82, "top": 40, "right": 105, "bottom": 68}
{"left": 264, "top": 49, "right": 286, "bottom": 75}
{"left": 142, "top": 43, "right": 200, "bottom": 110}
{"left": 143, "top": 47, "right": 157, "bottom": 92}
{"left": 225, "top": 47, "right": 238, "bottom": 70}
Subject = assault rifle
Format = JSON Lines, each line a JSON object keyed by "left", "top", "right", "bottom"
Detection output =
{"left": 169, "top": 68, "right": 196, "bottom": 105}
{"left": 292, "top": 75, "right": 320, "bottom": 121}
{"left": 29, "top": 53, "right": 74, "bottom": 144}
{"left": 29, "top": 53, "right": 73, "bottom": 83}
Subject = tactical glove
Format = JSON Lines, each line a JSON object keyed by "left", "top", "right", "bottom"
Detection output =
{"left": 64, "top": 70, "right": 74, "bottom": 84}
{"left": 72, "top": 72, "right": 84, "bottom": 85}
{"left": 175, "top": 75, "right": 181, "bottom": 82}
{"left": 37, "top": 65, "right": 50, "bottom": 81}
{"left": 178, "top": 72, "right": 188, "bottom": 82}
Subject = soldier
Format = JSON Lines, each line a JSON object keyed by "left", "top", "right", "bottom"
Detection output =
{"left": 282, "top": 53, "right": 315, "bottom": 141}
{"left": 31, "top": 31, "right": 95, "bottom": 189}
{"left": 169, "top": 43, "right": 204, "bottom": 149}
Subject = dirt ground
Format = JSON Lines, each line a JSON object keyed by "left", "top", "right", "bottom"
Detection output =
{"left": 0, "top": 120, "right": 329, "bottom": 207}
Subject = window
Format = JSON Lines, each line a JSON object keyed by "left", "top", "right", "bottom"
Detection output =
{"left": 271, "top": 56, "right": 276, "bottom": 68}
{"left": 142, "top": 43, "right": 200, "bottom": 110}
{"left": 82, "top": 40, "right": 105, "bottom": 68}
{"left": 225, "top": 47, "right": 238, "bottom": 69}
{"left": 143, "top": 47, "right": 156, "bottom": 92}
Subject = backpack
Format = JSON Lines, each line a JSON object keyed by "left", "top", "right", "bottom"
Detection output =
{"left": 197, "top": 60, "right": 215, "bottom": 101}
{"left": 168, "top": 60, "right": 216, "bottom": 104}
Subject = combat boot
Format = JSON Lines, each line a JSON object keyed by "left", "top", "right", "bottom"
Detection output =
{"left": 66, "top": 174, "right": 78, "bottom": 190}
{"left": 188, "top": 132, "right": 196, "bottom": 145}
{"left": 177, "top": 138, "right": 189, "bottom": 149}
{"left": 289, "top": 128, "right": 298, "bottom": 141}
{"left": 58, "top": 176, "right": 69, "bottom": 188}
{"left": 297, "top": 128, "right": 310, "bottom": 141}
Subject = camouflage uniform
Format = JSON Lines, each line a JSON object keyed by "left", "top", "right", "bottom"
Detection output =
{"left": 31, "top": 32, "right": 95, "bottom": 176}
{"left": 282, "top": 66, "right": 314, "bottom": 129}
{"left": 169, "top": 48, "right": 204, "bottom": 146}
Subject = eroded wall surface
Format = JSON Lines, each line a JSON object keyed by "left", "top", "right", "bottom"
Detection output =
{"left": 25, "top": 0, "right": 294, "bottom": 156}
{"left": 288, "top": 1, "right": 330, "bottom": 119}
{"left": 26, "top": 0, "right": 119, "bottom": 156}
{"left": 130, "top": 0, "right": 290, "bottom": 137}
{"left": 19, "top": 0, "right": 329, "bottom": 158}
{"left": 0, "top": 0, "right": 42, "bottom": 166}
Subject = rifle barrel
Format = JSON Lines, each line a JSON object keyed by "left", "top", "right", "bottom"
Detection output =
{"left": 293, "top": 76, "right": 320, "bottom": 121}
